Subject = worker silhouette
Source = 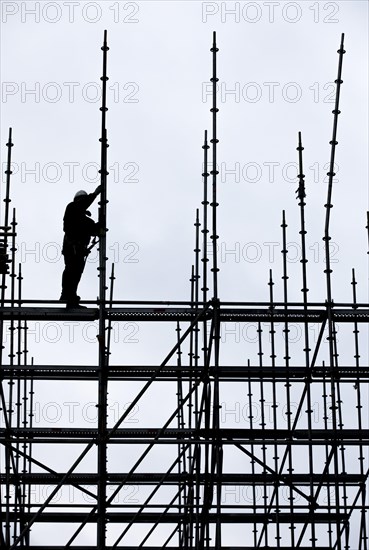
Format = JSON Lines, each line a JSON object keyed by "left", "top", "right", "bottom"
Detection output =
{"left": 60, "top": 186, "right": 101, "bottom": 308}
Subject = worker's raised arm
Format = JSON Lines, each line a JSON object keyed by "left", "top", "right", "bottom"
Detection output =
{"left": 93, "top": 185, "right": 102, "bottom": 197}
{"left": 88, "top": 185, "right": 102, "bottom": 204}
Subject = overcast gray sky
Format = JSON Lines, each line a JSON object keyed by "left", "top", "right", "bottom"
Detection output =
{"left": 1, "top": 1, "right": 368, "bottom": 305}
{"left": 0, "top": 1, "right": 368, "bottom": 546}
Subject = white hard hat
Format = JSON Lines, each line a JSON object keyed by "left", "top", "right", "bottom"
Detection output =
{"left": 74, "top": 190, "right": 88, "bottom": 200}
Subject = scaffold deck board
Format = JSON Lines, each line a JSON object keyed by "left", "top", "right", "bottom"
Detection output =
{"left": 18, "top": 548, "right": 334, "bottom": 550}
{"left": 5, "top": 512, "right": 349, "bottom": 523}
{"left": 1, "top": 306, "right": 369, "bottom": 322}
{"left": 3, "top": 473, "right": 364, "bottom": 485}
{"left": 3, "top": 427, "right": 368, "bottom": 443}
{"left": 1, "top": 364, "right": 369, "bottom": 381}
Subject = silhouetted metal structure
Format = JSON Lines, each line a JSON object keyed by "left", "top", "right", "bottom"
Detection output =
{"left": 1, "top": 31, "right": 368, "bottom": 550}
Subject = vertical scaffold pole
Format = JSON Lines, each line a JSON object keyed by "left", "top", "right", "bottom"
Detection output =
{"left": 0, "top": 127, "right": 13, "bottom": 547}
{"left": 281, "top": 210, "right": 295, "bottom": 544}
{"left": 323, "top": 33, "right": 345, "bottom": 550}
{"left": 1, "top": 131, "right": 25, "bottom": 547}
{"left": 0, "top": 128, "right": 13, "bottom": 307}
{"left": 296, "top": 131, "right": 316, "bottom": 545}
{"left": 97, "top": 29, "right": 109, "bottom": 550}
{"left": 200, "top": 130, "right": 209, "bottom": 546}
{"left": 209, "top": 30, "right": 222, "bottom": 549}
{"left": 210, "top": 31, "right": 219, "bottom": 303}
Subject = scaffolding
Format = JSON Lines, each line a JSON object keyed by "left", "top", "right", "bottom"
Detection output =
{"left": 0, "top": 31, "right": 368, "bottom": 549}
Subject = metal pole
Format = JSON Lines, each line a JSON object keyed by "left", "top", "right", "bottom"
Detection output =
{"left": 256, "top": 321, "right": 268, "bottom": 547}
{"left": 281, "top": 210, "right": 295, "bottom": 544}
{"left": 209, "top": 31, "right": 222, "bottom": 549}
{"left": 297, "top": 131, "right": 316, "bottom": 546}
{"left": 97, "top": 29, "right": 109, "bottom": 550}
{"left": 200, "top": 130, "right": 209, "bottom": 547}
{"left": 268, "top": 269, "right": 281, "bottom": 548}
{"left": 351, "top": 269, "right": 368, "bottom": 549}
{"left": 323, "top": 34, "right": 346, "bottom": 550}
{"left": 1, "top": 128, "right": 13, "bottom": 546}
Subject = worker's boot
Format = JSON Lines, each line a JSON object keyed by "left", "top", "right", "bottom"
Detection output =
{"left": 60, "top": 294, "right": 80, "bottom": 303}
{"left": 66, "top": 295, "right": 86, "bottom": 309}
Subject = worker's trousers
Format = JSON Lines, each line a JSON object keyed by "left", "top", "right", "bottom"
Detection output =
{"left": 61, "top": 247, "right": 86, "bottom": 305}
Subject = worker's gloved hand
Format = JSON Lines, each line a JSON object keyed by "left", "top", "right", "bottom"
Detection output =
{"left": 94, "top": 185, "right": 102, "bottom": 196}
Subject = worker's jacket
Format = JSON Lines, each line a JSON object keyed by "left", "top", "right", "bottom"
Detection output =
{"left": 62, "top": 193, "right": 99, "bottom": 256}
